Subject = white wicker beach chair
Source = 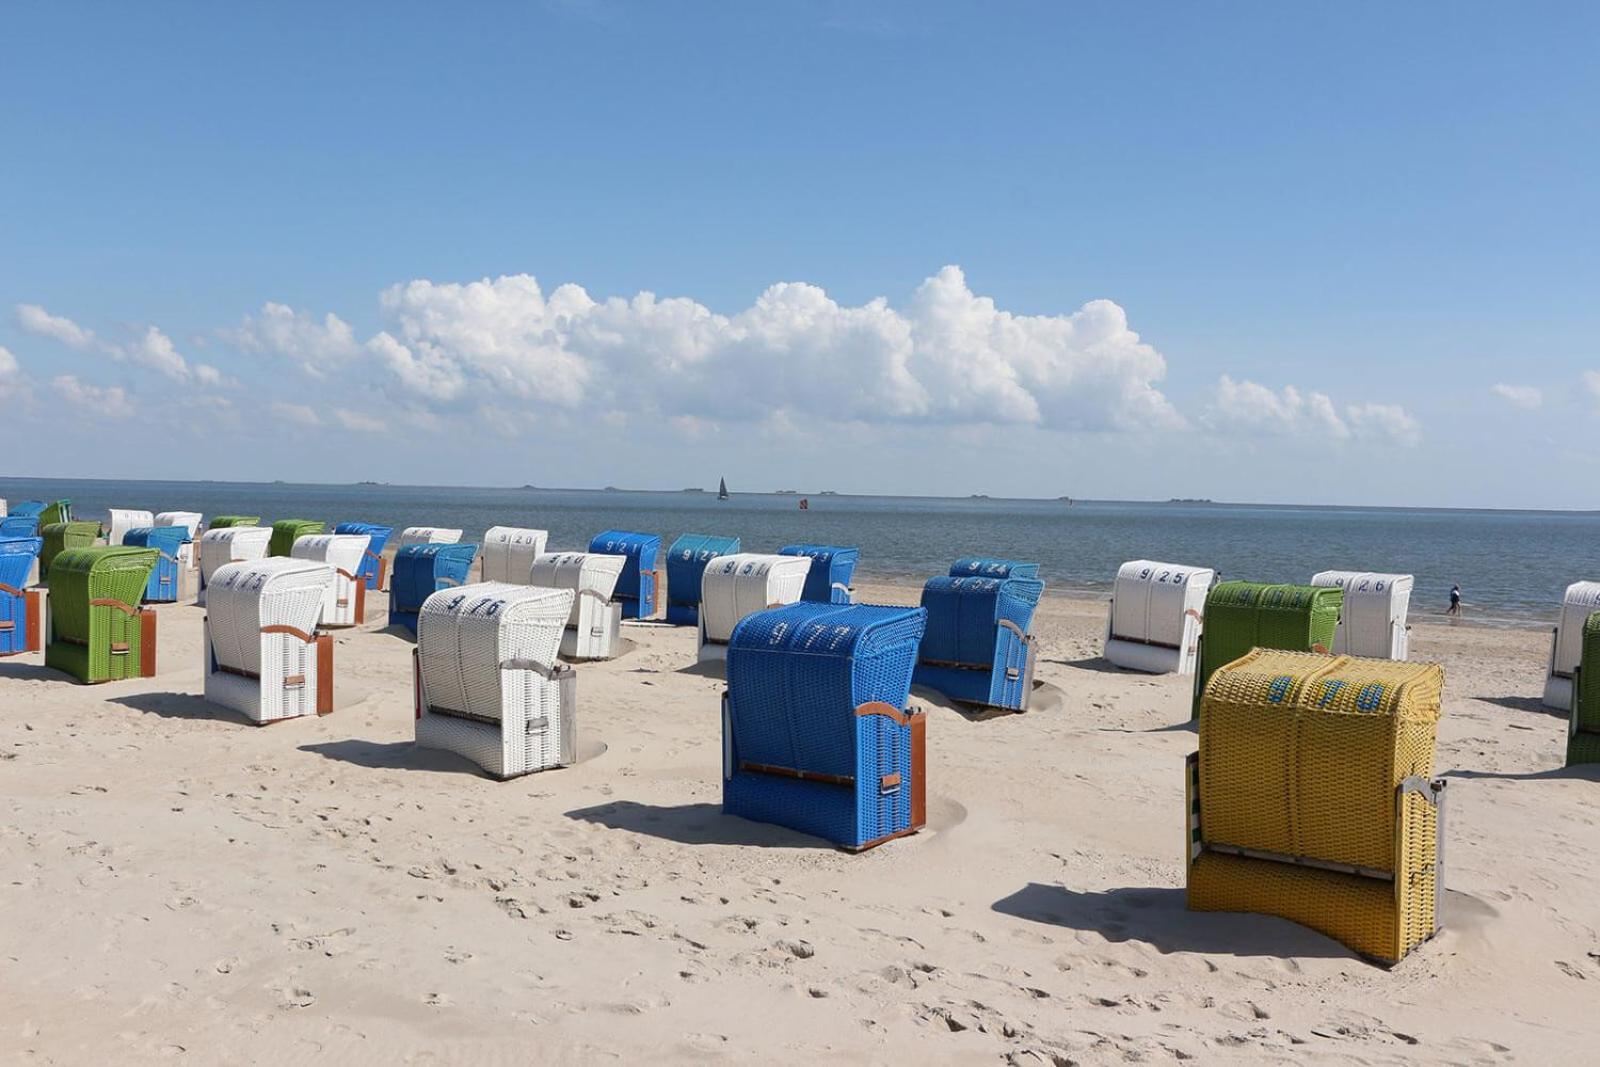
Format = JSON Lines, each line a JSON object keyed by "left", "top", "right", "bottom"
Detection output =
{"left": 482, "top": 526, "right": 549, "bottom": 584}
{"left": 106, "top": 509, "right": 154, "bottom": 546}
{"left": 197, "top": 526, "right": 273, "bottom": 606}
{"left": 529, "top": 551, "right": 626, "bottom": 661}
{"left": 1104, "top": 560, "right": 1216, "bottom": 675}
{"left": 1544, "top": 580, "right": 1600, "bottom": 710}
{"left": 697, "top": 553, "right": 811, "bottom": 662}
{"left": 155, "top": 511, "right": 204, "bottom": 567}
{"left": 203, "top": 557, "right": 335, "bottom": 724}
{"left": 291, "top": 533, "right": 372, "bottom": 628}
{"left": 399, "top": 526, "right": 463, "bottom": 548}
{"left": 414, "top": 581, "right": 577, "bottom": 779}
{"left": 1311, "top": 570, "right": 1414, "bottom": 660}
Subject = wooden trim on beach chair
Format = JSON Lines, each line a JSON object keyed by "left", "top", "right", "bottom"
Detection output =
{"left": 140, "top": 608, "right": 157, "bottom": 677}
{"left": 316, "top": 633, "right": 334, "bottom": 715}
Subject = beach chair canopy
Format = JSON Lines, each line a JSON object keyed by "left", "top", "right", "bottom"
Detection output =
{"left": 482, "top": 526, "right": 550, "bottom": 584}
{"left": 207, "top": 515, "right": 261, "bottom": 530}
{"left": 778, "top": 544, "right": 859, "bottom": 603}
{"left": 11, "top": 500, "right": 44, "bottom": 518}
{"left": 666, "top": 534, "right": 741, "bottom": 618}
{"left": 107, "top": 509, "right": 155, "bottom": 546}
{"left": 45, "top": 545, "right": 158, "bottom": 682}
{"left": 334, "top": 522, "right": 393, "bottom": 588}
{"left": 418, "top": 582, "right": 574, "bottom": 720}
{"left": 529, "top": 552, "right": 625, "bottom": 627}
{"left": 919, "top": 575, "right": 1043, "bottom": 668}
{"left": 0, "top": 516, "right": 39, "bottom": 539}
{"left": 0, "top": 536, "right": 42, "bottom": 585}
{"left": 199, "top": 526, "right": 274, "bottom": 589}
{"left": 1111, "top": 560, "right": 1216, "bottom": 649}
{"left": 38, "top": 500, "right": 72, "bottom": 526}
{"left": 391, "top": 543, "right": 478, "bottom": 614}
{"left": 1551, "top": 581, "right": 1600, "bottom": 680}
{"left": 1196, "top": 582, "right": 1342, "bottom": 703}
{"left": 1311, "top": 571, "right": 1415, "bottom": 659}
{"left": 207, "top": 557, "right": 333, "bottom": 679}
{"left": 155, "top": 512, "right": 204, "bottom": 540}
{"left": 399, "top": 526, "right": 462, "bottom": 548}
{"left": 123, "top": 526, "right": 187, "bottom": 602}
{"left": 268, "top": 519, "right": 325, "bottom": 557}
{"left": 40, "top": 521, "right": 102, "bottom": 577}
{"left": 700, "top": 553, "right": 812, "bottom": 645}
{"left": 588, "top": 530, "right": 660, "bottom": 618}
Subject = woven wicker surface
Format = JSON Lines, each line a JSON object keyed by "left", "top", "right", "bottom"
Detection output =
{"left": 948, "top": 558, "right": 1039, "bottom": 580}
{"left": 0, "top": 537, "right": 42, "bottom": 654}
{"left": 588, "top": 530, "right": 660, "bottom": 619}
{"left": 40, "top": 521, "right": 102, "bottom": 580}
{"left": 700, "top": 554, "right": 813, "bottom": 644}
{"left": 391, "top": 543, "right": 480, "bottom": 626}
{"left": 334, "top": 522, "right": 393, "bottom": 589}
{"left": 205, "top": 558, "right": 332, "bottom": 721}
{"left": 1197, "top": 582, "right": 1342, "bottom": 710}
{"left": 919, "top": 575, "right": 1043, "bottom": 667}
{"left": 481, "top": 527, "right": 550, "bottom": 585}
{"left": 123, "top": 526, "right": 188, "bottom": 603}
{"left": 0, "top": 516, "right": 39, "bottom": 538}
{"left": 292, "top": 534, "right": 371, "bottom": 626}
{"left": 207, "top": 515, "right": 261, "bottom": 529}
{"left": 1193, "top": 648, "right": 1444, "bottom": 962}
{"left": 45, "top": 546, "right": 158, "bottom": 682}
{"left": 199, "top": 527, "right": 273, "bottom": 593}
{"left": 666, "top": 534, "right": 740, "bottom": 622}
{"left": 38, "top": 501, "right": 71, "bottom": 526}
{"left": 268, "top": 519, "right": 325, "bottom": 557}
{"left": 778, "top": 544, "right": 860, "bottom": 603}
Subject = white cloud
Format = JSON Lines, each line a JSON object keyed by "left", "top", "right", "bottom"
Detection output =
{"left": 1491, "top": 383, "right": 1542, "bottom": 409}
{"left": 269, "top": 401, "right": 321, "bottom": 426}
{"left": 18, "top": 304, "right": 98, "bottom": 349}
{"left": 0, "top": 345, "right": 26, "bottom": 401}
{"left": 1207, "top": 376, "right": 1421, "bottom": 446}
{"left": 339, "top": 266, "right": 1180, "bottom": 432}
{"left": 224, "top": 302, "right": 362, "bottom": 377}
{"left": 333, "top": 408, "right": 386, "bottom": 433}
{"left": 127, "top": 326, "right": 192, "bottom": 381}
{"left": 51, "top": 374, "right": 134, "bottom": 419}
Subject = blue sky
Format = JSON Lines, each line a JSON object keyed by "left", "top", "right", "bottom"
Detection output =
{"left": 2, "top": 2, "right": 1596, "bottom": 507}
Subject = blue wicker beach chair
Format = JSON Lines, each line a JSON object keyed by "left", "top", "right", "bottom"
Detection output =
{"left": 589, "top": 530, "right": 661, "bottom": 620}
{"left": 0, "top": 536, "right": 44, "bottom": 655}
{"left": 335, "top": 522, "right": 393, "bottom": 590}
{"left": 0, "top": 516, "right": 40, "bottom": 539}
{"left": 912, "top": 570, "right": 1044, "bottom": 712}
{"left": 723, "top": 601, "right": 928, "bottom": 850}
{"left": 123, "top": 526, "right": 188, "bottom": 603}
{"left": 10, "top": 501, "right": 45, "bottom": 519}
{"left": 949, "top": 557, "right": 1039, "bottom": 580}
{"left": 779, "top": 544, "right": 859, "bottom": 603}
{"left": 389, "top": 542, "right": 478, "bottom": 634}
{"left": 665, "top": 533, "right": 740, "bottom": 626}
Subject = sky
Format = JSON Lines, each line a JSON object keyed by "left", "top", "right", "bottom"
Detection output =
{"left": 1, "top": 2, "right": 1596, "bottom": 508}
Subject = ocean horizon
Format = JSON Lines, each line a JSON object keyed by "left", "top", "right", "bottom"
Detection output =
{"left": 6, "top": 474, "right": 1596, "bottom": 627}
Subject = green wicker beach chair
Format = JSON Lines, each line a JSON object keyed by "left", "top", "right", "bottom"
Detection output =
{"left": 1568, "top": 612, "right": 1600, "bottom": 765}
{"left": 38, "top": 500, "right": 72, "bottom": 526}
{"left": 268, "top": 519, "right": 324, "bottom": 557}
{"left": 1192, "top": 581, "right": 1342, "bottom": 717}
{"left": 208, "top": 515, "right": 261, "bottom": 530}
{"left": 44, "top": 546, "right": 160, "bottom": 683}
{"left": 40, "top": 520, "right": 103, "bottom": 580}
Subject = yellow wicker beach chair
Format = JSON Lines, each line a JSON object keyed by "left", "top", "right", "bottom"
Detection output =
{"left": 1186, "top": 648, "right": 1447, "bottom": 964}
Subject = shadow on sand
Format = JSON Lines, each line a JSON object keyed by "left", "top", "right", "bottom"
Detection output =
{"left": 565, "top": 800, "right": 835, "bottom": 850}
{"left": 107, "top": 691, "right": 254, "bottom": 725}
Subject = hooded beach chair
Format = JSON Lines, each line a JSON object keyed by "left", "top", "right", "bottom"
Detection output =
{"left": 0, "top": 515, "right": 39, "bottom": 539}
{"left": 949, "top": 557, "right": 1039, "bottom": 580}
{"left": 155, "top": 512, "right": 204, "bottom": 567}
{"left": 0, "top": 536, "right": 45, "bottom": 655}
{"left": 912, "top": 569, "right": 1044, "bottom": 712}
{"left": 106, "top": 509, "right": 155, "bottom": 546}
{"left": 197, "top": 525, "right": 273, "bottom": 606}
{"left": 334, "top": 522, "right": 393, "bottom": 590}
{"left": 414, "top": 582, "right": 578, "bottom": 779}
{"left": 11, "top": 501, "right": 45, "bottom": 518}
{"left": 588, "top": 530, "right": 661, "bottom": 620}
{"left": 1542, "top": 581, "right": 1600, "bottom": 710}
{"left": 44, "top": 546, "right": 159, "bottom": 683}
{"left": 778, "top": 544, "right": 859, "bottom": 604}
{"left": 398, "top": 526, "right": 462, "bottom": 548}
{"left": 697, "top": 553, "right": 812, "bottom": 663}
{"left": 665, "top": 533, "right": 741, "bottom": 625}
{"left": 482, "top": 526, "right": 550, "bottom": 584}
{"left": 1104, "top": 560, "right": 1216, "bottom": 675}
{"left": 1187, "top": 649, "right": 1448, "bottom": 964}
{"left": 1567, "top": 612, "right": 1600, "bottom": 765}
{"left": 38, "top": 500, "right": 72, "bottom": 526}
{"left": 203, "top": 557, "right": 336, "bottom": 723}
{"left": 291, "top": 532, "right": 372, "bottom": 627}
{"left": 1192, "top": 582, "right": 1343, "bottom": 717}
{"left": 123, "top": 526, "right": 188, "bottom": 603}
{"left": 40, "top": 521, "right": 102, "bottom": 580}
{"left": 389, "top": 542, "right": 478, "bottom": 634}
{"left": 723, "top": 602, "right": 928, "bottom": 850}
{"left": 207, "top": 515, "right": 260, "bottom": 530}
{"left": 1311, "top": 571, "right": 1414, "bottom": 660}
{"left": 268, "top": 519, "right": 324, "bottom": 557}
{"left": 529, "top": 551, "right": 626, "bottom": 660}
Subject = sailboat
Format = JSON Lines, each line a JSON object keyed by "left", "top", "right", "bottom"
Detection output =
{"left": 717, "top": 477, "right": 729, "bottom": 501}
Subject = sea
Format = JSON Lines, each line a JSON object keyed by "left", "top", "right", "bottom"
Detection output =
{"left": 7, "top": 476, "right": 1597, "bottom": 628}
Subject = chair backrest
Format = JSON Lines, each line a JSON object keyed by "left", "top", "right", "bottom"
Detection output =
{"left": 0, "top": 516, "right": 39, "bottom": 538}
{"left": 482, "top": 526, "right": 550, "bottom": 584}
{"left": 778, "top": 544, "right": 860, "bottom": 602}
{"left": 949, "top": 557, "right": 1039, "bottom": 580}
{"left": 199, "top": 526, "right": 273, "bottom": 586}
{"left": 11, "top": 500, "right": 45, "bottom": 518}
{"left": 291, "top": 533, "right": 371, "bottom": 577}
{"left": 919, "top": 574, "right": 1044, "bottom": 665}
{"left": 700, "top": 553, "right": 812, "bottom": 644}
{"left": 107, "top": 509, "right": 155, "bottom": 545}
{"left": 1111, "top": 560, "right": 1215, "bottom": 648}
{"left": 123, "top": 525, "right": 187, "bottom": 558}
{"left": 667, "top": 534, "right": 741, "bottom": 608}
{"left": 0, "top": 536, "right": 42, "bottom": 588}
{"left": 392, "top": 543, "right": 479, "bottom": 611}
{"left": 41, "top": 521, "right": 102, "bottom": 576}
{"left": 399, "top": 526, "right": 462, "bottom": 548}
{"left": 207, "top": 557, "right": 333, "bottom": 675}
{"left": 417, "top": 582, "right": 574, "bottom": 719}
{"left": 46, "top": 546, "right": 159, "bottom": 640}
{"left": 726, "top": 602, "right": 927, "bottom": 779}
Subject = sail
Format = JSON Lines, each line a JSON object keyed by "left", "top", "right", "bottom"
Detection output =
{"left": 718, "top": 477, "right": 729, "bottom": 500}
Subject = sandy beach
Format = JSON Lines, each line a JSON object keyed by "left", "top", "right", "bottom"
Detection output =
{"left": 2, "top": 577, "right": 1594, "bottom": 1064}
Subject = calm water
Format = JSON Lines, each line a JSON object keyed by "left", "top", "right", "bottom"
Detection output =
{"left": 7, "top": 477, "right": 1597, "bottom": 626}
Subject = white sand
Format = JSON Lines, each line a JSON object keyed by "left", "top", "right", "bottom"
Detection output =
{"left": 1, "top": 579, "right": 1595, "bottom": 1064}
